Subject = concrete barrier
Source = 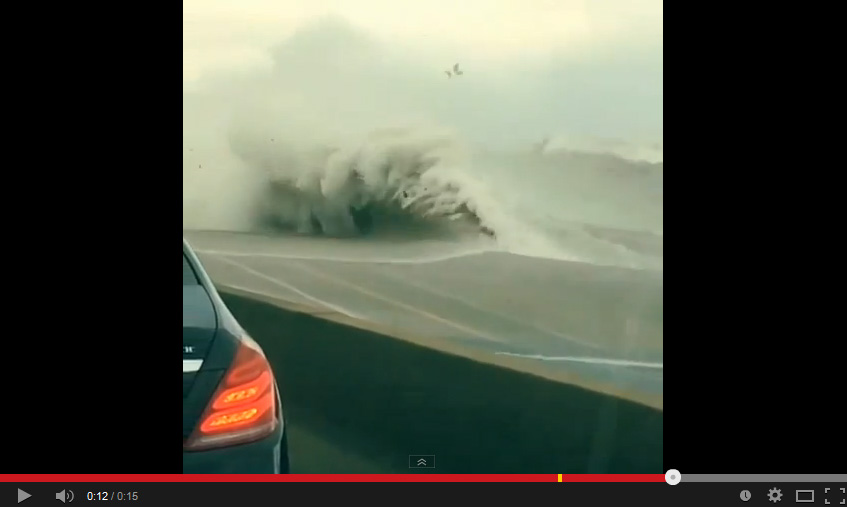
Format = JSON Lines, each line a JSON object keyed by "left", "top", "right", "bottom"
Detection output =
{"left": 219, "top": 288, "right": 663, "bottom": 474}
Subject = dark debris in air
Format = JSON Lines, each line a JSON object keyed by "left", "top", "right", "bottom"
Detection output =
{"left": 445, "top": 63, "right": 464, "bottom": 78}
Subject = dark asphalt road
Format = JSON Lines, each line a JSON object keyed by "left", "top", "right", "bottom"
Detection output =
{"left": 186, "top": 230, "right": 663, "bottom": 408}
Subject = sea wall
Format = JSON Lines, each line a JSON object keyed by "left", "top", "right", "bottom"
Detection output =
{"left": 219, "top": 289, "right": 663, "bottom": 473}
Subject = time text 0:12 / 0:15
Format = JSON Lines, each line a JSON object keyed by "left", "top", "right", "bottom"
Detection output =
{"left": 86, "top": 491, "right": 139, "bottom": 501}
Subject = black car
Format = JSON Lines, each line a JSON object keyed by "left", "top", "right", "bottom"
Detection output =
{"left": 183, "top": 238, "right": 289, "bottom": 473}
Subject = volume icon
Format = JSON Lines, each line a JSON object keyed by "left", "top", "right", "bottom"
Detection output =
{"left": 56, "top": 489, "right": 74, "bottom": 503}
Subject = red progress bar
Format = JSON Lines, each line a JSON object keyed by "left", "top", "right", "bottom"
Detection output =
{"left": 558, "top": 474, "right": 665, "bottom": 482}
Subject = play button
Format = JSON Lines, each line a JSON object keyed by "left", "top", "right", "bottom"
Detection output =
{"left": 18, "top": 488, "right": 31, "bottom": 503}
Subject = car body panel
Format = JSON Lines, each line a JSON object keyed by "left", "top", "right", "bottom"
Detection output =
{"left": 183, "top": 285, "right": 218, "bottom": 331}
{"left": 182, "top": 424, "right": 287, "bottom": 474}
{"left": 182, "top": 238, "right": 288, "bottom": 473}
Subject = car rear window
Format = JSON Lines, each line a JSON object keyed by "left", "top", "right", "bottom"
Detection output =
{"left": 183, "top": 253, "right": 200, "bottom": 285}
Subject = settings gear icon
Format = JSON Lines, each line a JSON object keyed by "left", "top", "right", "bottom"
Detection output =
{"left": 768, "top": 488, "right": 783, "bottom": 503}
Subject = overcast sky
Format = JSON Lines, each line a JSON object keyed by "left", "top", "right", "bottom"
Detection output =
{"left": 183, "top": 0, "right": 662, "bottom": 147}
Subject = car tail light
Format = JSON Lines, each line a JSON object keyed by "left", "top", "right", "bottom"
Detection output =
{"left": 184, "top": 337, "right": 278, "bottom": 451}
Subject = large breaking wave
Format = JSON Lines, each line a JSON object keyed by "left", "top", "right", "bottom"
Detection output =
{"left": 182, "top": 17, "right": 662, "bottom": 270}
{"left": 230, "top": 127, "right": 495, "bottom": 239}
{"left": 184, "top": 120, "right": 662, "bottom": 270}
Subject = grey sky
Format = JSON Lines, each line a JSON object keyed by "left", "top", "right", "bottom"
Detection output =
{"left": 183, "top": 0, "right": 662, "bottom": 147}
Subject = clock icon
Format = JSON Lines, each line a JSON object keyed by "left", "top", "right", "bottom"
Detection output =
{"left": 740, "top": 490, "right": 752, "bottom": 502}
{"left": 823, "top": 487, "right": 847, "bottom": 505}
